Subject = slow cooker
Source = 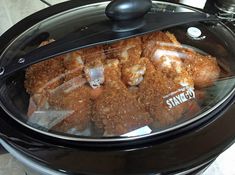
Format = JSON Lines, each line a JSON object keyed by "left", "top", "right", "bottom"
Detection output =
{"left": 0, "top": 0, "right": 235, "bottom": 174}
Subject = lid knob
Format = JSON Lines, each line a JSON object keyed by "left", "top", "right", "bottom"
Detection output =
{"left": 105, "top": 0, "right": 152, "bottom": 21}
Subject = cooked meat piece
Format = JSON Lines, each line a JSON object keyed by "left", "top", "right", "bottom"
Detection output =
{"left": 105, "top": 37, "right": 142, "bottom": 63}
{"left": 106, "top": 37, "right": 146, "bottom": 86}
{"left": 92, "top": 59, "right": 152, "bottom": 136}
{"left": 85, "top": 70, "right": 105, "bottom": 90}
{"left": 164, "top": 32, "right": 181, "bottom": 45}
{"left": 25, "top": 40, "right": 65, "bottom": 95}
{"left": 25, "top": 31, "right": 217, "bottom": 136}
{"left": 151, "top": 52, "right": 194, "bottom": 87}
{"left": 143, "top": 31, "right": 220, "bottom": 89}
{"left": 103, "top": 59, "right": 123, "bottom": 89}
{"left": 25, "top": 56, "right": 65, "bottom": 108}
{"left": 39, "top": 39, "right": 55, "bottom": 47}
{"left": 84, "top": 65, "right": 105, "bottom": 89}
{"left": 121, "top": 47, "right": 147, "bottom": 86}
{"left": 63, "top": 50, "right": 84, "bottom": 81}
{"left": 25, "top": 39, "right": 65, "bottom": 108}
{"left": 142, "top": 31, "right": 194, "bottom": 88}
{"left": 122, "top": 63, "right": 146, "bottom": 86}
{"left": 64, "top": 46, "right": 106, "bottom": 88}
{"left": 138, "top": 58, "right": 192, "bottom": 126}
{"left": 142, "top": 31, "right": 180, "bottom": 57}
{"left": 83, "top": 45, "right": 106, "bottom": 65}
{"left": 183, "top": 52, "right": 220, "bottom": 88}
{"left": 49, "top": 83, "right": 93, "bottom": 132}
{"left": 64, "top": 46, "right": 106, "bottom": 81}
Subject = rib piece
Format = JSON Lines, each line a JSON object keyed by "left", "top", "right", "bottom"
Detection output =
{"left": 106, "top": 37, "right": 147, "bottom": 86}
{"left": 25, "top": 56, "right": 65, "bottom": 95}
{"left": 142, "top": 31, "right": 220, "bottom": 89}
{"left": 121, "top": 47, "right": 147, "bottom": 86}
{"left": 92, "top": 59, "right": 152, "bottom": 136}
{"left": 105, "top": 37, "right": 142, "bottom": 63}
{"left": 183, "top": 51, "right": 220, "bottom": 88}
{"left": 142, "top": 31, "right": 194, "bottom": 88}
{"left": 64, "top": 46, "right": 106, "bottom": 88}
{"left": 63, "top": 50, "right": 84, "bottom": 81}
{"left": 25, "top": 40, "right": 65, "bottom": 108}
{"left": 49, "top": 81, "right": 93, "bottom": 133}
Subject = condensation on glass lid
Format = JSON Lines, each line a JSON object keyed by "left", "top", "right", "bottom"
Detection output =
{"left": 24, "top": 30, "right": 222, "bottom": 138}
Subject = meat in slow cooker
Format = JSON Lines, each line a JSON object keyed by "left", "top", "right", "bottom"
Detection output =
{"left": 24, "top": 31, "right": 221, "bottom": 136}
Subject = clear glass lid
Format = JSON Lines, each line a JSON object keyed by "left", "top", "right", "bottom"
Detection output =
{"left": 0, "top": 1, "right": 235, "bottom": 140}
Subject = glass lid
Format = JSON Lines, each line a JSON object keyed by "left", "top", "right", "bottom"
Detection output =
{"left": 0, "top": 1, "right": 235, "bottom": 141}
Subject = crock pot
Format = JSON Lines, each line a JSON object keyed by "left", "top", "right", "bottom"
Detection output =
{"left": 0, "top": 0, "right": 235, "bottom": 174}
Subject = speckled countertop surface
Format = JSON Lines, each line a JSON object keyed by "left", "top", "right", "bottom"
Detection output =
{"left": 0, "top": 0, "right": 235, "bottom": 174}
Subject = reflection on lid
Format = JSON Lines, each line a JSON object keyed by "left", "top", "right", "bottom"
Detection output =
{"left": 121, "top": 126, "right": 152, "bottom": 137}
{"left": 24, "top": 31, "right": 221, "bottom": 137}
{"left": 28, "top": 109, "right": 73, "bottom": 131}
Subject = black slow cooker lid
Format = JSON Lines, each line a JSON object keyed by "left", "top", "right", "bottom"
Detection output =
{"left": 0, "top": 0, "right": 235, "bottom": 142}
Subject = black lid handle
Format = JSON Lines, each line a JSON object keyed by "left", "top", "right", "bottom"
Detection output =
{"left": 105, "top": 0, "right": 152, "bottom": 21}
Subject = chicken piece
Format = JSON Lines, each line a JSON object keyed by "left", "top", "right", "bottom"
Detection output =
{"left": 92, "top": 59, "right": 152, "bottom": 136}
{"left": 64, "top": 46, "right": 106, "bottom": 88}
{"left": 165, "top": 32, "right": 181, "bottom": 45}
{"left": 142, "top": 31, "right": 180, "bottom": 57}
{"left": 152, "top": 52, "right": 194, "bottom": 87}
{"left": 63, "top": 47, "right": 106, "bottom": 88}
{"left": 121, "top": 47, "right": 147, "bottom": 86}
{"left": 63, "top": 50, "right": 84, "bottom": 81}
{"left": 105, "top": 37, "right": 142, "bottom": 63}
{"left": 138, "top": 58, "right": 196, "bottom": 126}
{"left": 83, "top": 45, "right": 106, "bottom": 65}
{"left": 182, "top": 51, "right": 220, "bottom": 88}
{"left": 143, "top": 31, "right": 220, "bottom": 89}
{"left": 122, "top": 63, "right": 146, "bottom": 86}
{"left": 142, "top": 32, "right": 194, "bottom": 88}
{"left": 106, "top": 37, "right": 146, "bottom": 86}
{"left": 49, "top": 81, "right": 93, "bottom": 133}
{"left": 103, "top": 59, "right": 125, "bottom": 89}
